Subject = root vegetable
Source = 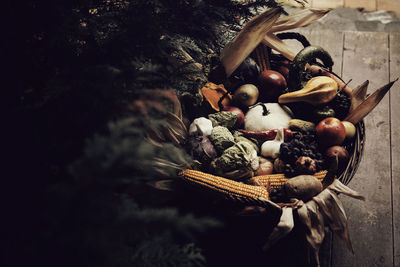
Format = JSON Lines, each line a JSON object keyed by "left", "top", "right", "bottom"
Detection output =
{"left": 284, "top": 175, "right": 323, "bottom": 201}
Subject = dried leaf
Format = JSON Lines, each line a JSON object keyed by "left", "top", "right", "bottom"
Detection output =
{"left": 161, "top": 125, "right": 181, "bottom": 145}
{"left": 166, "top": 112, "right": 188, "bottom": 138}
{"left": 270, "top": 8, "right": 330, "bottom": 33}
{"left": 263, "top": 206, "right": 294, "bottom": 251}
{"left": 262, "top": 32, "right": 296, "bottom": 61}
{"left": 220, "top": 8, "right": 281, "bottom": 77}
{"left": 349, "top": 80, "right": 369, "bottom": 112}
{"left": 146, "top": 136, "right": 163, "bottom": 147}
{"left": 201, "top": 82, "right": 232, "bottom": 111}
{"left": 146, "top": 111, "right": 187, "bottom": 147}
{"left": 147, "top": 179, "right": 176, "bottom": 191}
{"left": 313, "top": 189, "right": 354, "bottom": 253}
{"left": 297, "top": 200, "right": 325, "bottom": 267}
{"left": 261, "top": 8, "right": 329, "bottom": 62}
{"left": 344, "top": 79, "right": 398, "bottom": 124}
{"left": 146, "top": 127, "right": 166, "bottom": 144}
{"left": 328, "top": 179, "right": 365, "bottom": 201}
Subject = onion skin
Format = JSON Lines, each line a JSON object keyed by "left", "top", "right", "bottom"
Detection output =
{"left": 257, "top": 157, "right": 274, "bottom": 175}
{"left": 232, "top": 84, "right": 259, "bottom": 108}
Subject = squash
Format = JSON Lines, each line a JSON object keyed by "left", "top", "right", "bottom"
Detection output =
{"left": 278, "top": 76, "right": 338, "bottom": 106}
{"left": 288, "top": 45, "right": 334, "bottom": 90}
{"left": 244, "top": 103, "right": 293, "bottom": 132}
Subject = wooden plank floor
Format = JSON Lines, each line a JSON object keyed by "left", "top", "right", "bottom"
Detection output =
{"left": 283, "top": 0, "right": 400, "bottom": 13}
{"left": 389, "top": 33, "right": 400, "bottom": 267}
{"left": 290, "top": 29, "right": 400, "bottom": 267}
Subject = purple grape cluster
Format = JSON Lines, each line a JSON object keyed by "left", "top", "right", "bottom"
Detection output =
{"left": 279, "top": 130, "right": 324, "bottom": 177}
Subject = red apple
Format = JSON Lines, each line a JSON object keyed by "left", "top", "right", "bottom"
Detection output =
{"left": 325, "top": 145, "right": 350, "bottom": 171}
{"left": 258, "top": 70, "right": 287, "bottom": 102}
{"left": 222, "top": 106, "right": 245, "bottom": 128}
{"left": 316, "top": 117, "right": 346, "bottom": 147}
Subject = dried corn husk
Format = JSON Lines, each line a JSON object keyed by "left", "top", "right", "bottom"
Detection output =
{"left": 263, "top": 206, "right": 294, "bottom": 251}
{"left": 349, "top": 80, "right": 369, "bottom": 112}
{"left": 262, "top": 8, "right": 330, "bottom": 61}
{"left": 270, "top": 8, "right": 330, "bottom": 33}
{"left": 263, "top": 32, "right": 296, "bottom": 61}
{"left": 220, "top": 8, "right": 281, "bottom": 77}
{"left": 293, "top": 179, "right": 365, "bottom": 266}
{"left": 297, "top": 200, "right": 325, "bottom": 267}
{"left": 344, "top": 79, "right": 398, "bottom": 124}
{"left": 313, "top": 189, "right": 354, "bottom": 254}
{"left": 328, "top": 179, "right": 365, "bottom": 201}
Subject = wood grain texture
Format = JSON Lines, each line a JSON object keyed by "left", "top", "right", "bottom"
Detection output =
{"left": 291, "top": 29, "right": 345, "bottom": 267}
{"left": 389, "top": 33, "right": 400, "bottom": 267}
{"left": 378, "top": 0, "right": 400, "bottom": 14}
{"left": 345, "top": 0, "right": 376, "bottom": 11}
{"left": 332, "top": 31, "right": 392, "bottom": 267}
{"left": 280, "top": 0, "right": 312, "bottom": 8}
{"left": 296, "top": 29, "right": 344, "bottom": 75}
{"left": 312, "top": 0, "right": 344, "bottom": 9}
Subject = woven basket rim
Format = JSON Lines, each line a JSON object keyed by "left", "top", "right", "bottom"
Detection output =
{"left": 338, "top": 120, "right": 365, "bottom": 185}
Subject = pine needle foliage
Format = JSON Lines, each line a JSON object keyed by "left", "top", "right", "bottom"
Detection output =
{"left": 4, "top": 0, "right": 304, "bottom": 266}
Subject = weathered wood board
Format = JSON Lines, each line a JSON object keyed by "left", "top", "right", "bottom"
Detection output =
{"left": 300, "top": 29, "right": 345, "bottom": 267}
{"left": 331, "top": 31, "right": 393, "bottom": 267}
{"left": 390, "top": 32, "right": 400, "bottom": 267}
{"left": 295, "top": 29, "right": 344, "bottom": 76}
{"left": 377, "top": 0, "right": 400, "bottom": 14}
{"left": 285, "top": 28, "right": 345, "bottom": 267}
{"left": 345, "top": 0, "right": 376, "bottom": 11}
{"left": 272, "top": 28, "right": 397, "bottom": 266}
{"left": 312, "top": 0, "right": 344, "bottom": 9}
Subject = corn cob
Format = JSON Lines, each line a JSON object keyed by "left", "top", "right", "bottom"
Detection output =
{"left": 178, "top": 169, "right": 278, "bottom": 208}
{"left": 249, "top": 170, "right": 328, "bottom": 190}
{"left": 178, "top": 169, "right": 328, "bottom": 207}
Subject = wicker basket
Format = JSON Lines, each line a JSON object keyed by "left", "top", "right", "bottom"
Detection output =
{"left": 177, "top": 30, "right": 367, "bottom": 208}
{"left": 249, "top": 40, "right": 366, "bottom": 187}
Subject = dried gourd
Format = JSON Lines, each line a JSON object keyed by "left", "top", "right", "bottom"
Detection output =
{"left": 288, "top": 45, "right": 334, "bottom": 90}
{"left": 278, "top": 76, "right": 338, "bottom": 106}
